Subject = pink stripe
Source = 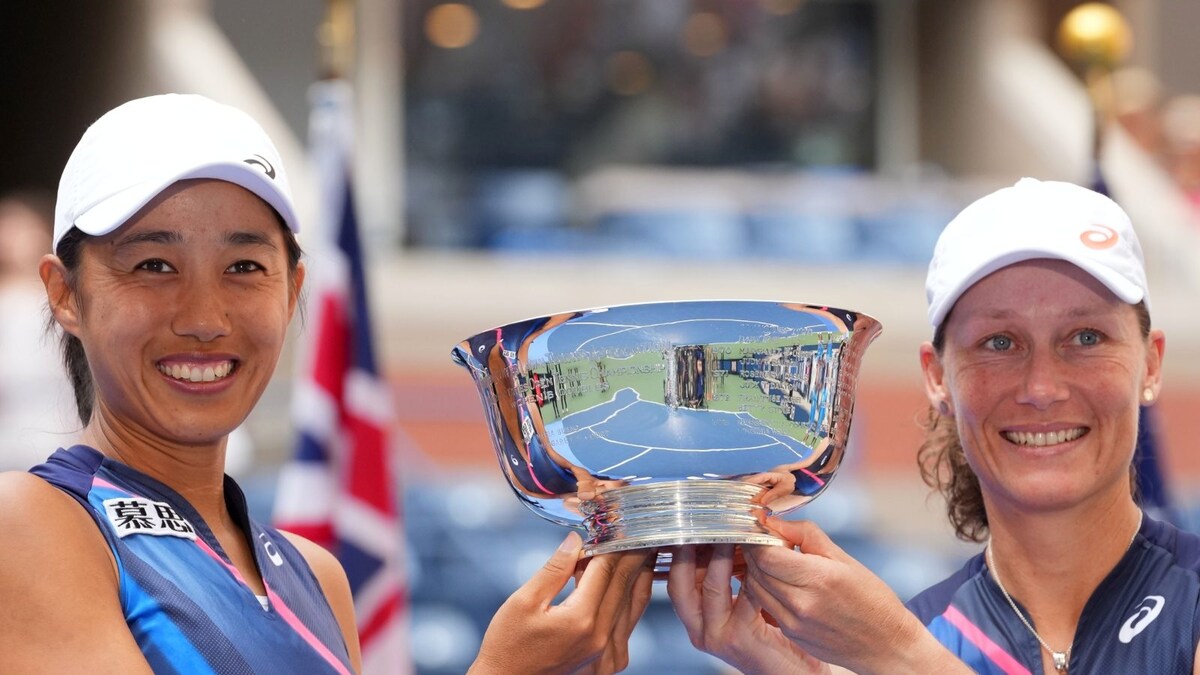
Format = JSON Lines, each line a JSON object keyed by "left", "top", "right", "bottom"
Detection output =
{"left": 266, "top": 583, "right": 352, "bottom": 675}
{"left": 193, "top": 539, "right": 350, "bottom": 675}
{"left": 92, "top": 476, "right": 131, "bottom": 494}
{"left": 192, "top": 536, "right": 253, "bottom": 586}
{"left": 799, "top": 468, "right": 825, "bottom": 487}
{"left": 942, "top": 605, "right": 1031, "bottom": 675}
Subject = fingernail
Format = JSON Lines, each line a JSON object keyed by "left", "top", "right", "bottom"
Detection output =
{"left": 558, "top": 531, "right": 582, "bottom": 553}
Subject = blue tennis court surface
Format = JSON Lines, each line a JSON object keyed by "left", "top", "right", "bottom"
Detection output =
{"left": 530, "top": 302, "right": 840, "bottom": 361}
{"left": 548, "top": 387, "right": 813, "bottom": 478}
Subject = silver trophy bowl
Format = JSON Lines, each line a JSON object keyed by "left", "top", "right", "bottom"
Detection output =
{"left": 451, "top": 300, "right": 881, "bottom": 564}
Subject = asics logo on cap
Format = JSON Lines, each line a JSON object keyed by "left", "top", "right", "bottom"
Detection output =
{"left": 1118, "top": 595, "right": 1164, "bottom": 644}
{"left": 244, "top": 154, "right": 276, "bottom": 179}
{"left": 1080, "top": 224, "right": 1119, "bottom": 250}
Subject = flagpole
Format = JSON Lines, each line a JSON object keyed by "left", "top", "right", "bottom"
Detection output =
{"left": 1056, "top": 2, "right": 1132, "bottom": 167}
{"left": 319, "top": 0, "right": 355, "bottom": 81}
{"left": 320, "top": 0, "right": 406, "bottom": 249}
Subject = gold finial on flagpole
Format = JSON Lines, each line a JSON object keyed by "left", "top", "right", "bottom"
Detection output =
{"left": 319, "top": 0, "right": 355, "bottom": 80}
{"left": 1057, "top": 3, "right": 1133, "bottom": 160}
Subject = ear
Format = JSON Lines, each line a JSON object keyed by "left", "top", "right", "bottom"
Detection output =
{"left": 919, "top": 341, "right": 952, "bottom": 416}
{"left": 287, "top": 261, "right": 306, "bottom": 322}
{"left": 39, "top": 254, "right": 82, "bottom": 337}
{"left": 1141, "top": 328, "right": 1166, "bottom": 404}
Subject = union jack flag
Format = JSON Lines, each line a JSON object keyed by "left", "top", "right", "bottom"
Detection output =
{"left": 273, "top": 80, "right": 410, "bottom": 674}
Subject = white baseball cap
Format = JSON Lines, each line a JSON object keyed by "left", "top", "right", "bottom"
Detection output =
{"left": 925, "top": 177, "right": 1149, "bottom": 328}
{"left": 54, "top": 93, "right": 299, "bottom": 251}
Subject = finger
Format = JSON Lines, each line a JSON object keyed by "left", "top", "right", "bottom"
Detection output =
{"left": 520, "top": 532, "right": 584, "bottom": 607}
{"left": 765, "top": 518, "right": 846, "bottom": 561}
{"left": 593, "top": 549, "right": 655, "bottom": 626}
{"left": 700, "top": 544, "right": 736, "bottom": 624}
{"left": 740, "top": 571, "right": 795, "bottom": 636}
{"left": 667, "top": 546, "right": 704, "bottom": 639}
{"left": 564, "top": 547, "right": 650, "bottom": 635}
{"left": 607, "top": 561, "right": 655, "bottom": 673}
{"left": 730, "top": 572, "right": 766, "bottom": 626}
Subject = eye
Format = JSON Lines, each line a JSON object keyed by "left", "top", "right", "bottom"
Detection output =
{"left": 136, "top": 259, "right": 175, "bottom": 273}
{"left": 984, "top": 334, "right": 1013, "bottom": 351}
{"left": 1074, "top": 329, "right": 1102, "bottom": 346}
{"left": 226, "top": 260, "right": 264, "bottom": 274}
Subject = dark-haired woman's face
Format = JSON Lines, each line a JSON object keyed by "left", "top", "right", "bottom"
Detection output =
{"left": 921, "top": 259, "right": 1163, "bottom": 517}
{"left": 65, "top": 179, "right": 303, "bottom": 446}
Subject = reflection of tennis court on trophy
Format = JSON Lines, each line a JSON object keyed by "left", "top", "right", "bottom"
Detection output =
{"left": 548, "top": 387, "right": 815, "bottom": 478}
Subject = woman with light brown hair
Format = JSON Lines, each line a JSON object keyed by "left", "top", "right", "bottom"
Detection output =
{"left": 669, "top": 178, "right": 1199, "bottom": 674}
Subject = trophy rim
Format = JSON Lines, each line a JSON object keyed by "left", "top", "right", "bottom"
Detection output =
{"left": 451, "top": 298, "right": 881, "bottom": 358}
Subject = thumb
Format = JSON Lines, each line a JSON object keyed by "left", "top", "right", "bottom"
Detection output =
{"left": 521, "top": 532, "right": 584, "bottom": 603}
{"left": 766, "top": 519, "right": 843, "bottom": 559}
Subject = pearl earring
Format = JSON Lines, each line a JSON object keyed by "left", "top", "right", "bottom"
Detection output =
{"left": 1143, "top": 388, "right": 1155, "bottom": 404}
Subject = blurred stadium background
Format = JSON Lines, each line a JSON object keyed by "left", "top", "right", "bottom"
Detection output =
{"left": 5, "top": 1, "right": 1200, "bottom": 673}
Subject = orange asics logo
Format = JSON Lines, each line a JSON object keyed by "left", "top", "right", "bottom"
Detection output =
{"left": 1081, "top": 224, "right": 1119, "bottom": 250}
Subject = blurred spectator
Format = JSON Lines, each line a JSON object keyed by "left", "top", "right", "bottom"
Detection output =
{"left": 0, "top": 191, "right": 75, "bottom": 469}
{"left": 1161, "top": 94, "right": 1200, "bottom": 210}
{"left": 1112, "top": 66, "right": 1165, "bottom": 156}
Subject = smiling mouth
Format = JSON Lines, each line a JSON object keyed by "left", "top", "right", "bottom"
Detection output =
{"left": 1001, "top": 428, "right": 1087, "bottom": 447}
{"left": 157, "top": 361, "right": 237, "bottom": 383}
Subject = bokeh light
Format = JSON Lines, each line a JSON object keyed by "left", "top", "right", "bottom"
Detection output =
{"left": 425, "top": 3, "right": 480, "bottom": 49}
{"left": 759, "top": 0, "right": 806, "bottom": 16}
{"left": 605, "top": 50, "right": 655, "bottom": 96}
{"left": 1057, "top": 2, "right": 1132, "bottom": 66}
{"left": 682, "top": 12, "right": 728, "bottom": 58}
{"left": 501, "top": 0, "right": 548, "bottom": 9}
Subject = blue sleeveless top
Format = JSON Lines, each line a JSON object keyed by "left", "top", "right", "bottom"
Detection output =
{"left": 31, "top": 446, "right": 353, "bottom": 675}
{"left": 907, "top": 514, "right": 1200, "bottom": 674}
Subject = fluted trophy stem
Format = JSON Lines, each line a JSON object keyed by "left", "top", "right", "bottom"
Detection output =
{"left": 582, "top": 480, "right": 783, "bottom": 554}
{"left": 452, "top": 300, "right": 881, "bottom": 571}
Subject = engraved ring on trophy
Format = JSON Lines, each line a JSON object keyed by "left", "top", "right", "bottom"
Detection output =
{"left": 451, "top": 300, "right": 881, "bottom": 567}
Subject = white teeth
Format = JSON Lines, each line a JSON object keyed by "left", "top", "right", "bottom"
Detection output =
{"left": 158, "top": 361, "right": 235, "bottom": 383}
{"left": 1003, "top": 428, "right": 1085, "bottom": 447}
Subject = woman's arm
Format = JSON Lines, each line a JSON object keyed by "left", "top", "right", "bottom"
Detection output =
{"left": 0, "top": 472, "right": 154, "bottom": 674}
{"left": 282, "top": 531, "right": 364, "bottom": 674}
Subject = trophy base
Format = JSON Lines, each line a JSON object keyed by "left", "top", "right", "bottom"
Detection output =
{"left": 580, "top": 479, "right": 786, "bottom": 558}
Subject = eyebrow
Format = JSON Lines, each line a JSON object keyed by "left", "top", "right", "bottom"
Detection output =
{"left": 224, "top": 230, "right": 280, "bottom": 251}
{"left": 112, "top": 230, "right": 183, "bottom": 248}
{"left": 111, "top": 229, "right": 278, "bottom": 251}
{"left": 971, "top": 305, "right": 1118, "bottom": 322}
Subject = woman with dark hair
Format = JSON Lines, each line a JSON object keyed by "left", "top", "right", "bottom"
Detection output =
{"left": 0, "top": 94, "right": 652, "bottom": 674}
{"left": 668, "top": 178, "right": 1199, "bottom": 674}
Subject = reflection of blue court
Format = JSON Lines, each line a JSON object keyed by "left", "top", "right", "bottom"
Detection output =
{"left": 536, "top": 302, "right": 841, "bottom": 359}
{"left": 549, "top": 387, "right": 812, "bottom": 479}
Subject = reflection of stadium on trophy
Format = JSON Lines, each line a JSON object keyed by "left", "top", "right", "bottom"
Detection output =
{"left": 453, "top": 301, "right": 881, "bottom": 560}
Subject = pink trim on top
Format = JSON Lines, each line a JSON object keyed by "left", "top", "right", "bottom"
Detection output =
{"left": 942, "top": 605, "right": 1032, "bottom": 675}
{"left": 192, "top": 537, "right": 350, "bottom": 675}
{"left": 266, "top": 583, "right": 352, "bottom": 675}
{"left": 798, "top": 468, "right": 825, "bottom": 487}
{"left": 92, "top": 476, "right": 131, "bottom": 495}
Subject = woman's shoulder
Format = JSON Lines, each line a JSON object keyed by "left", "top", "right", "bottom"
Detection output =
{"left": 0, "top": 470, "right": 117, "bottom": 584}
{"left": 276, "top": 530, "right": 351, "bottom": 591}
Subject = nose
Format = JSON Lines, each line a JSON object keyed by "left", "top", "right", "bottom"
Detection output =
{"left": 170, "top": 276, "right": 232, "bottom": 342}
{"left": 1015, "top": 347, "right": 1069, "bottom": 410}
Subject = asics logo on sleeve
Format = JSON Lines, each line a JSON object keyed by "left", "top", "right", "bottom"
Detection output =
{"left": 259, "top": 532, "right": 285, "bottom": 567}
{"left": 1118, "top": 596, "right": 1165, "bottom": 643}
